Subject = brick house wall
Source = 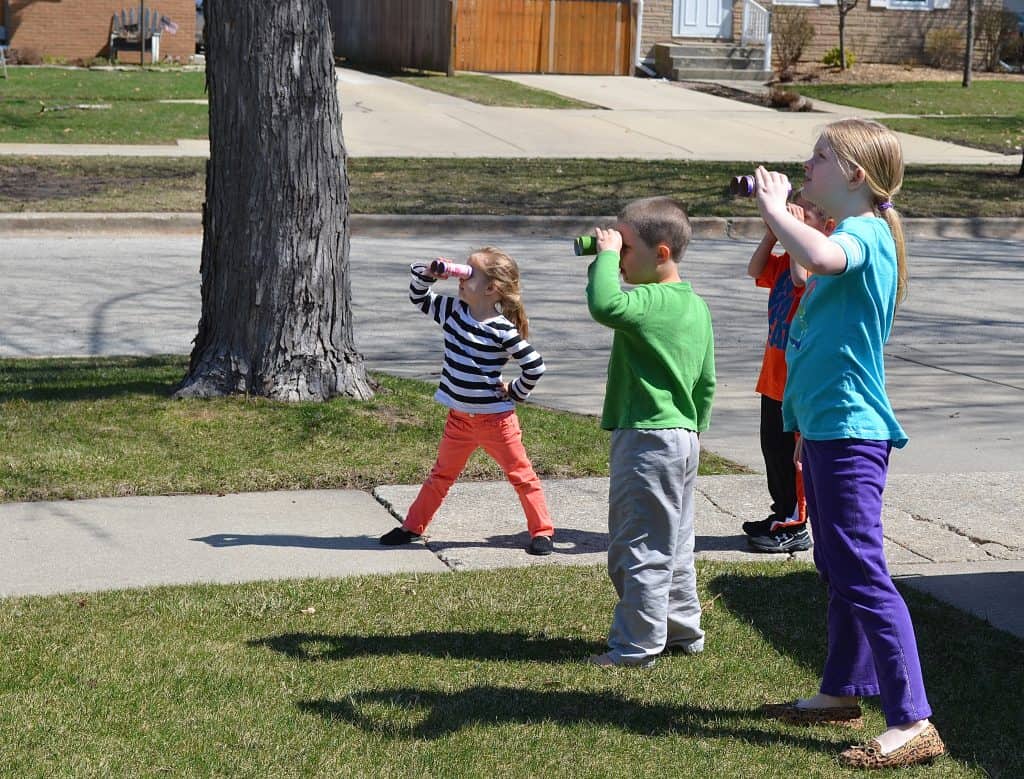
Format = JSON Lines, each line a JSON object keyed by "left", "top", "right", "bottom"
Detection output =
{"left": 638, "top": 0, "right": 997, "bottom": 65}
{"left": 3, "top": 0, "right": 196, "bottom": 63}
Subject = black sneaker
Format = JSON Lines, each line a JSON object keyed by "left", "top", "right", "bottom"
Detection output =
{"left": 380, "top": 527, "right": 421, "bottom": 546}
{"left": 527, "top": 535, "right": 554, "bottom": 556}
{"left": 748, "top": 526, "right": 812, "bottom": 553}
{"left": 742, "top": 516, "right": 776, "bottom": 536}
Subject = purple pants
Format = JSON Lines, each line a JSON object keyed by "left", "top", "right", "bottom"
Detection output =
{"left": 802, "top": 438, "right": 932, "bottom": 727}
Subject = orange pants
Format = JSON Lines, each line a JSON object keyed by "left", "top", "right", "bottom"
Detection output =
{"left": 403, "top": 409, "right": 554, "bottom": 538}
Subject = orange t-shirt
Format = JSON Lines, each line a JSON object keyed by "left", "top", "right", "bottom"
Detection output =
{"left": 755, "top": 252, "right": 805, "bottom": 401}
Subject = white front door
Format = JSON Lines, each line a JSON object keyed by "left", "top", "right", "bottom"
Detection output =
{"left": 673, "top": 0, "right": 732, "bottom": 38}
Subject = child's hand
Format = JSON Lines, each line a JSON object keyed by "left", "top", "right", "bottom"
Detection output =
{"left": 497, "top": 381, "right": 510, "bottom": 398}
{"left": 595, "top": 227, "right": 623, "bottom": 254}
{"left": 754, "top": 166, "right": 791, "bottom": 217}
{"left": 786, "top": 202, "right": 806, "bottom": 223}
{"left": 426, "top": 257, "right": 448, "bottom": 279}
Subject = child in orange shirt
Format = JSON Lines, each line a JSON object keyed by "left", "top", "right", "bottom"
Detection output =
{"left": 742, "top": 192, "right": 834, "bottom": 552}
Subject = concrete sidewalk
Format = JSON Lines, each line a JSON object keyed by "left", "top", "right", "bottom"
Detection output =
{"left": 0, "top": 69, "right": 1016, "bottom": 165}
{"left": 1, "top": 475, "right": 1020, "bottom": 639}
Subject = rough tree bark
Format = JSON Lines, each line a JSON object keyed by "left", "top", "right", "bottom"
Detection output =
{"left": 175, "top": 0, "right": 374, "bottom": 402}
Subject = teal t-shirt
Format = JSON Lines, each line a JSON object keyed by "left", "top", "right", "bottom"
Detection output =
{"left": 783, "top": 217, "right": 908, "bottom": 447}
{"left": 586, "top": 250, "right": 716, "bottom": 431}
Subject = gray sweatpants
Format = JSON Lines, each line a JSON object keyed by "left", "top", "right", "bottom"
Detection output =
{"left": 606, "top": 427, "right": 704, "bottom": 666}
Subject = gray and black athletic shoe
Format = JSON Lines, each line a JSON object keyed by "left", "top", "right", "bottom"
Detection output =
{"left": 748, "top": 526, "right": 812, "bottom": 553}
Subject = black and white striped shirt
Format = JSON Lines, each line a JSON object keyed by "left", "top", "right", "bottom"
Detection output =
{"left": 409, "top": 264, "right": 545, "bottom": 413}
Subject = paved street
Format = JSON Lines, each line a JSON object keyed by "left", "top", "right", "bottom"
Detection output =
{"left": 1, "top": 232, "right": 1020, "bottom": 478}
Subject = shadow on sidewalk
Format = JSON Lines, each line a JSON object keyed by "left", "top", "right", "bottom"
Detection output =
{"left": 191, "top": 533, "right": 387, "bottom": 550}
{"left": 709, "top": 569, "right": 1024, "bottom": 777}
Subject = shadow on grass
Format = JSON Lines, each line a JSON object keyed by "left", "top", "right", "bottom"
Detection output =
{"left": 297, "top": 686, "right": 830, "bottom": 751}
{"left": 709, "top": 569, "right": 1024, "bottom": 778}
{"left": 250, "top": 630, "right": 605, "bottom": 664}
{"left": 0, "top": 355, "right": 184, "bottom": 402}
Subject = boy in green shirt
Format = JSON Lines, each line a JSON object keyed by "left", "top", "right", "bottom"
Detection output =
{"left": 585, "top": 196, "right": 716, "bottom": 668}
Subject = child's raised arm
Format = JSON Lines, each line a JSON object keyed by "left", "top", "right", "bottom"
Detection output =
{"left": 754, "top": 167, "right": 846, "bottom": 276}
{"left": 747, "top": 229, "right": 777, "bottom": 279}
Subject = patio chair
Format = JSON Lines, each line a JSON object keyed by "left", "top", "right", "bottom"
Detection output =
{"left": 109, "top": 6, "right": 162, "bottom": 64}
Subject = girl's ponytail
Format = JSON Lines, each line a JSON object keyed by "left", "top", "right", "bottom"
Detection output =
{"left": 879, "top": 202, "right": 908, "bottom": 305}
{"left": 500, "top": 295, "right": 530, "bottom": 341}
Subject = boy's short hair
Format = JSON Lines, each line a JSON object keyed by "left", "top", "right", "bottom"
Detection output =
{"left": 618, "top": 197, "right": 692, "bottom": 261}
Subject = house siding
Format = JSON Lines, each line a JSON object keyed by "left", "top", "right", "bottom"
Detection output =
{"left": 4, "top": 0, "right": 196, "bottom": 63}
{"left": 640, "top": 0, "right": 1002, "bottom": 65}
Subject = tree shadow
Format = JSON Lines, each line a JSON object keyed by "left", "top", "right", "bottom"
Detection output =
{"left": 297, "top": 685, "right": 830, "bottom": 751}
{"left": 708, "top": 569, "right": 1024, "bottom": 777}
{"left": 0, "top": 355, "right": 183, "bottom": 402}
{"left": 249, "top": 630, "right": 605, "bottom": 664}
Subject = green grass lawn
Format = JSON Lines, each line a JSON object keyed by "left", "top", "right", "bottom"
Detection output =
{"left": 793, "top": 81, "right": 1024, "bottom": 154}
{"left": 0, "top": 101, "right": 209, "bottom": 145}
{"left": 0, "top": 355, "right": 743, "bottom": 504}
{"left": 2, "top": 156, "right": 1021, "bottom": 217}
{"left": 391, "top": 71, "right": 600, "bottom": 109}
{"left": 1, "top": 562, "right": 1020, "bottom": 777}
{"left": 0, "top": 67, "right": 207, "bottom": 101}
{"left": 0, "top": 67, "right": 209, "bottom": 144}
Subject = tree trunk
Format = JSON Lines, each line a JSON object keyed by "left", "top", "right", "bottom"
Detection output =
{"left": 175, "top": 0, "right": 374, "bottom": 402}
{"left": 963, "top": 0, "right": 975, "bottom": 87}
{"left": 839, "top": 9, "right": 847, "bottom": 71}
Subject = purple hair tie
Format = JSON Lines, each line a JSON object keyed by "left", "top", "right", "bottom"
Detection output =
{"left": 878, "top": 201, "right": 894, "bottom": 211}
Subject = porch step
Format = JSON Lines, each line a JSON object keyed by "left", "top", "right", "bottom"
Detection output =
{"left": 654, "top": 42, "right": 773, "bottom": 83}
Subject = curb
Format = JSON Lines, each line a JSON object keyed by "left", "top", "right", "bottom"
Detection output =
{"left": 1, "top": 212, "right": 1023, "bottom": 241}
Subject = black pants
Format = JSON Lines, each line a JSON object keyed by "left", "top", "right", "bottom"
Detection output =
{"left": 760, "top": 394, "right": 798, "bottom": 521}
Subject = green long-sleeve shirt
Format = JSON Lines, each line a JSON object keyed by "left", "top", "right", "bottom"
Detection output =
{"left": 586, "top": 249, "right": 716, "bottom": 432}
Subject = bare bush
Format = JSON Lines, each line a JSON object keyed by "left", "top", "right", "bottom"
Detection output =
{"left": 773, "top": 7, "right": 815, "bottom": 81}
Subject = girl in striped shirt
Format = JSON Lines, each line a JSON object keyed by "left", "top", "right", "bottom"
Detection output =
{"left": 379, "top": 247, "right": 556, "bottom": 556}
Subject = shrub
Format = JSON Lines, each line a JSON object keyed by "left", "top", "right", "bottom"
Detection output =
{"left": 822, "top": 47, "right": 856, "bottom": 68}
{"left": 9, "top": 47, "right": 43, "bottom": 65}
{"left": 772, "top": 7, "right": 815, "bottom": 81}
{"left": 923, "top": 27, "right": 964, "bottom": 69}
{"left": 975, "top": 8, "right": 1019, "bottom": 71}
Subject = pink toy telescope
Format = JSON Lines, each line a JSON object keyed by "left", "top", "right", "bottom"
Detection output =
{"left": 430, "top": 258, "right": 473, "bottom": 279}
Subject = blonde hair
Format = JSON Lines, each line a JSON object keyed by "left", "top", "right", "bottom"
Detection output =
{"left": 472, "top": 247, "right": 530, "bottom": 339}
{"left": 821, "top": 118, "right": 908, "bottom": 305}
{"left": 618, "top": 196, "right": 692, "bottom": 261}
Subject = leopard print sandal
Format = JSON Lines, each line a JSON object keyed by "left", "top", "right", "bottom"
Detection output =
{"left": 839, "top": 723, "right": 945, "bottom": 770}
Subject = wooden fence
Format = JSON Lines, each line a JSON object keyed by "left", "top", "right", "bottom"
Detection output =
{"left": 328, "top": 0, "right": 636, "bottom": 75}
{"left": 328, "top": 0, "right": 455, "bottom": 75}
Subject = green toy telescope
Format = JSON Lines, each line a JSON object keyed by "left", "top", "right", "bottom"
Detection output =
{"left": 573, "top": 235, "right": 599, "bottom": 256}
